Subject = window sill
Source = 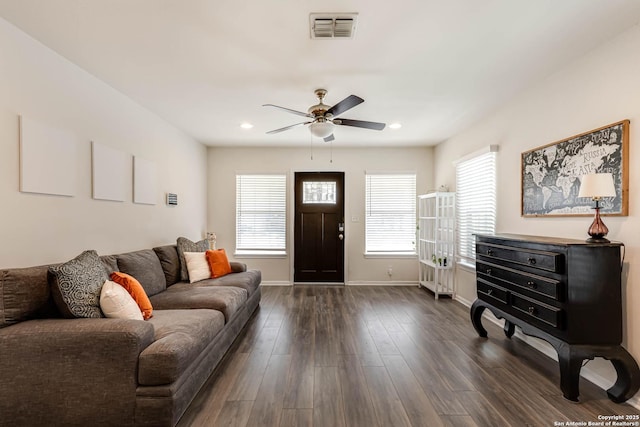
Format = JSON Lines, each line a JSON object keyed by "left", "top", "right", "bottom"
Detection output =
{"left": 456, "top": 260, "right": 476, "bottom": 273}
{"left": 234, "top": 250, "right": 287, "bottom": 258}
{"left": 364, "top": 252, "right": 417, "bottom": 259}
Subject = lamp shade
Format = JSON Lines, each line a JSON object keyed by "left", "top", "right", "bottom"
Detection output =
{"left": 309, "top": 121, "right": 334, "bottom": 138}
{"left": 578, "top": 173, "right": 616, "bottom": 198}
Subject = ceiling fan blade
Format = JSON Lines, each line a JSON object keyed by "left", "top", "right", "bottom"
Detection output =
{"left": 334, "top": 118, "right": 386, "bottom": 131}
{"left": 325, "top": 95, "right": 364, "bottom": 117}
{"left": 263, "top": 104, "right": 313, "bottom": 118}
{"left": 324, "top": 134, "right": 335, "bottom": 142}
{"left": 266, "top": 122, "right": 312, "bottom": 134}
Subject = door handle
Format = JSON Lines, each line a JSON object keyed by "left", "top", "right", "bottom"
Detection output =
{"left": 338, "top": 234, "right": 344, "bottom": 240}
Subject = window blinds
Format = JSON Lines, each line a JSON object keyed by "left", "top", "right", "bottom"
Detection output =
{"left": 455, "top": 150, "right": 497, "bottom": 264}
{"left": 236, "top": 174, "right": 286, "bottom": 252}
{"left": 365, "top": 173, "right": 416, "bottom": 253}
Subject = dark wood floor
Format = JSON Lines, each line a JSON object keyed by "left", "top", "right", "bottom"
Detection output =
{"left": 178, "top": 286, "right": 639, "bottom": 427}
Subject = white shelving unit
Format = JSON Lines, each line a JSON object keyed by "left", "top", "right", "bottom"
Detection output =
{"left": 417, "top": 192, "right": 456, "bottom": 299}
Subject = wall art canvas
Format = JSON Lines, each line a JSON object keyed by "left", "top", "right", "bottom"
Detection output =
{"left": 133, "top": 156, "right": 157, "bottom": 205}
{"left": 521, "top": 120, "right": 629, "bottom": 217}
{"left": 19, "top": 115, "right": 78, "bottom": 197}
{"left": 92, "top": 141, "right": 129, "bottom": 202}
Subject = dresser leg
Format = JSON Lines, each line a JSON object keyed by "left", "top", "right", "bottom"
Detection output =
{"left": 557, "top": 345, "right": 583, "bottom": 402}
{"left": 470, "top": 300, "right": 488, "bottom": 338}
{"left": 605, "top": 347, "right": 640, "bottom": 403}
{"left": 503, "top": 320, "right": 515, "bottom": 338}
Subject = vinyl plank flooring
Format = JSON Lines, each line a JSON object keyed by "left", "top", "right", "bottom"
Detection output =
{"left": 211, "top": 400, "right": 253, "bottom": 427}
{"left": 245, "top": 354, "right": 291, "bottom": 427}
{"left": 313, "top": 366, "right": 346, "bottom": 427}
{"left": 364, "top": 366, "right": 413, "bottom": 427}
{"left": 337, "top": 355, "right": 379, "bottom": 427}
{"left": 279, "top": 409, "right": 313, "bottom": 427}
{"left": 177, "top": 286, "right": 640, "bottom": 427}
{"left": 381, "top": 354, "right": 444, "bottom": 427}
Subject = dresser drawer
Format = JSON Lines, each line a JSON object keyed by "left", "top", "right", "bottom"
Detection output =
{"left": 511, "top": 292, "right": 563, "bottom": 329}
{"left": 477, "top": 279, "right": 509, "bottom": 304}
{"left": 477, "top": 243, "right": 562, "bottom": 273}
{"left": 477, "top": 261, "right": 562, "bottom": 301}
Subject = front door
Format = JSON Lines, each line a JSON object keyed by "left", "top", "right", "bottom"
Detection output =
{"left": 294, "top": 172, "right": 345, "bottom": 283}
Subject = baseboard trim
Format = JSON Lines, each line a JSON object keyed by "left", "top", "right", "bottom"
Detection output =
{"left": 453, "top": 296, "right": 640, "bottom": 409}
{"left": 261, "top": 281, "right": 419, "bottom": 287}
{"left": 260, "top": 281, "right": 293, "bottom": 286}
{"left": 347, "top": 281, "right": 418, "bottom": 286}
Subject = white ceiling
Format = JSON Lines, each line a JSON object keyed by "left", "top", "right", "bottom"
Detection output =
{"left": 2, "top": 0, "right": 640, "bottom": 147}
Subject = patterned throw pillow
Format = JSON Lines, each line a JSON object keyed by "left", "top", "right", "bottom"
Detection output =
{"left": 48, "top": 250, "right": 108, "bottom": 318}
{"left": 176, "top": 237, "right": 209, "bottom": 281}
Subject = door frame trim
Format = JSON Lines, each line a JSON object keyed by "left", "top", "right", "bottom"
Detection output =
{"left": 288, "top": 169, "right": 348, "bottom": 286}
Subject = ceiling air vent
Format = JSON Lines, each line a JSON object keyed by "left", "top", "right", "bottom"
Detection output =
{"left": 310, "top": 13, "right": 358, "bottom": 39}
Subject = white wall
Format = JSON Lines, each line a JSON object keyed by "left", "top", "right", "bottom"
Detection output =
{"left": 0, "top": 18, "right": 207, "bottom": 268}
{"left": 434, "top": 23, "right": 640, "bottom": 399}
{"left": 207, "top": 146, "right": 433, "bottom": 284}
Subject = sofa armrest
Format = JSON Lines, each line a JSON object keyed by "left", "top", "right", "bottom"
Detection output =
{"left": 0, "top": 318, "right": 155, "bottom": 426}
{"left": 230, "top": 261, "right": 247, "bottom": 272}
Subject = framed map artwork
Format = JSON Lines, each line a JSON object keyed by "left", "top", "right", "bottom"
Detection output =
{"left": 521, "top": 120, "right": 629, "bottom": 217}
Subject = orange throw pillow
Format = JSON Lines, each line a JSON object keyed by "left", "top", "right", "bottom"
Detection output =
{"left": 110, "top": 272, "right": 153, "bottom": 320}
{"left": 206, "top": 249, "right": 232, "bottom": 278}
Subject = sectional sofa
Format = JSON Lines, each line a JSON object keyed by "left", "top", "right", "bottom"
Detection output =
{"left": 0, "top": 243, "right": 262, "bottom": 427}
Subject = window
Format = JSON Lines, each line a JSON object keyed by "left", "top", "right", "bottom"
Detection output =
{"left": 365, "top": 173, "right": 416, "bottom": 254}
{"left": 236, "top": 174, "right": 286, "bottom": 255}
{"left": 455, "top": 146, "right": 497, "bottom": 266}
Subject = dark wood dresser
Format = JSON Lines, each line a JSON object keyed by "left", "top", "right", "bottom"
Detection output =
{"left": 471, "top": 233, "right": 639, "bottom": 403}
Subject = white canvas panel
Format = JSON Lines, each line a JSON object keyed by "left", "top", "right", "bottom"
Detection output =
{"left": 133, "top": 156, "right": 157, "bottom": 205}
{"left": 92, "top": 141, "right": 128, "bottom": 202}
{"left": 19, "top": 115, "right": 78, "bottom": 196}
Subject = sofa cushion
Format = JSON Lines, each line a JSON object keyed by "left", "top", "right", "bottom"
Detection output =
{"left": 176, "top": 237, "right": 209, "bottom": 282}
{"left": 0, "top": 265, "right": 58, "bottom": 328}
{"left": 110, "top": 272, "right": 153, "bottom": 320}
{"left": 116, "top": 249, "right": 166, "bottom": 297}
{"left": 196, "top": 269, "right": 262, "bottom": 297}
{"left": 149, "top": 286, "right": 247, "bottom": 322}
{"left": 138, "top": 309, "right": 225, "bottom": 386}
{"left": 99, "top": 255, "right": 119, "bottom": 275}
{"left": 152, "top": 245, "right": 181, "bottom": 286}
{"left": 100, "top": 280, "right": 144, "bottom": 320}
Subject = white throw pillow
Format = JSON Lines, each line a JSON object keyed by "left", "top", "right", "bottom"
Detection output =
{"left": 100, "top": 280, "right": 144, "bottom": 320}
{"left": 184, "top": 251, "right": 211, "bottom": 283}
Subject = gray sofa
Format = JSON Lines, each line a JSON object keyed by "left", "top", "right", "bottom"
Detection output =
{"left": 0, "top": 244, "right": 262, "bottom": 427}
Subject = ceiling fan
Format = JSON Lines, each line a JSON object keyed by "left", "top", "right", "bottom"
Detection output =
{"left": 263, "top": 89, "right": 386, "bottom": 142}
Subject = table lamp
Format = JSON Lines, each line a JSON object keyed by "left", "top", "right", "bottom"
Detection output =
{"left": 577, "top": 173, "right": 615, "bottom": 243}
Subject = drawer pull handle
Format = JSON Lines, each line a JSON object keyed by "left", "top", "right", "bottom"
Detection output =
{"left": 527, "top": 306, "right": 536, "bottom": 315}
{"left": 487, "top": 289, "right": 493, "bottom": 295}
{"left": 527, "top": 257, "right": 537, "bottom": 265}
{"left": 487, "top": 249, "right": 494, "bottom": 255}
{"left": 527, "top": 281, "right": 537, "bottom": 289}
{"left": 486, "top": 268, "right": 492, "bottom": 275}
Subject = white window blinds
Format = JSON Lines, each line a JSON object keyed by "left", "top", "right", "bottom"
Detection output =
{"left": 236, "top": 174, "right": 286, "bottom": 253}
{"left": 455, "top": 148, "right": 497, "bottom": 264}
{"left": 365, "top": 173, "right": 417, "bottom": 253}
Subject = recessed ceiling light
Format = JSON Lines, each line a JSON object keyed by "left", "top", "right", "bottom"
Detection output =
{"left": 389, "top": 123, "right": 402, "bottom": 129}
{"left": 240, "top": 122, "right": 254, "bottom": 129}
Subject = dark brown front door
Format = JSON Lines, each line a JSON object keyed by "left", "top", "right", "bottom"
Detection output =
{"left": 294, "top": 172, "right": 345, "bottom": 283}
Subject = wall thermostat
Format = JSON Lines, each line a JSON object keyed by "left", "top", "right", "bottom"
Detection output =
{"left": 166, "top": 193, "right": 178, "bottom": 206}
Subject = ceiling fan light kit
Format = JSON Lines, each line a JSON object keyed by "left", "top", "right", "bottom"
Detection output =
{"left": 309, "top": 121, "right": 335, "bottom": 138}
{"left": 263, "top": 88, "right": 386, "bottom": 141}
